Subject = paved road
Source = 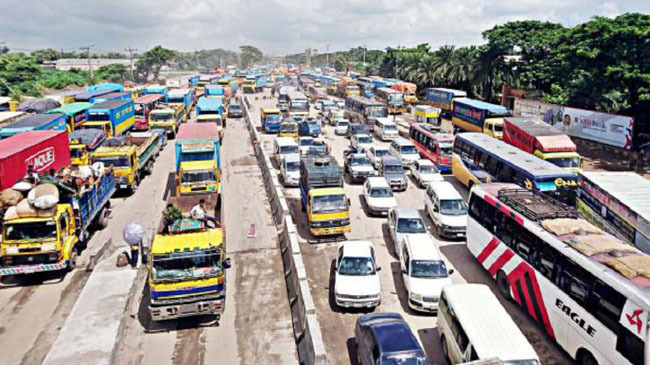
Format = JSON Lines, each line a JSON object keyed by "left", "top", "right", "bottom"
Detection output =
{"left": 112, "top": 105, "right": 297, "bottom": 364}
{"left": 249, "top": 89, "right": 573, "bottom": 365}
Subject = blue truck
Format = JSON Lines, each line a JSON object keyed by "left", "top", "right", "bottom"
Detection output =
{"left": 166, "top": 89, "right": 194, "bottom": 118}
{"left": 92, "top": 92, "right": 132, "bottom": 104}
{"left": 143, "top": 85, "right": 168, "bottom": 96}
{"left": 0, "top": 169, "right": 116, "bottom": 276}
{"left": 84, "top": 99, "right": 135, "bottom": 137}
{"left": 74, "top": 88, "right": 121, "bottom": 103}
{"left": 188, "top": 75, "right": 200, "bottom": 87}
{"left": 0, "top": 113, "right": 67, "bottom": 139}
{"left": 255, "top": 74, "right": 269, "bottom": 92}
{"left": 205, "top": 85, "right": 225, "bottom": 97}
{"left": 196, "top": 97, "right": 224, "bottom": 116}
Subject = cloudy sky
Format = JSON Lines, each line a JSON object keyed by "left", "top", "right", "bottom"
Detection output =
{"left": 1, "top": 0, "right": 648, "bottom": 56}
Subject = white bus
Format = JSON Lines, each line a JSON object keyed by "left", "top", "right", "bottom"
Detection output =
{"left": 288, "top": 90, "right": 309, "bottom": 118}
{"left": 467, "top": 183, "right": 650, "bottom": 365}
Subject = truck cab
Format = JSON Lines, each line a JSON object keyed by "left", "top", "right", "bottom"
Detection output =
{"left": 242, "top": 79, "right": 256, "bottom": 94}
{"left": 92, "top": 145, "right": 139, "bottom": 191}
{"left": 149, "top": 106, "right": 181, "bottom": 138}
{"left": 177, "top": 160, "right": 220, "bottom": 196}
{"left": 261, "top": 108, "right": 282, "bottom": 133}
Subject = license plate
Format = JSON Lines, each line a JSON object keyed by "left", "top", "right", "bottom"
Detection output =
{"left": 120, "top": 184, "right": 128, "bottom": 189}
{"left": 180, "top": 303, "right": 197, "bottom": 314}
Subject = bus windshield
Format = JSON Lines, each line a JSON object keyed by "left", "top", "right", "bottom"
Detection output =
{"left": 367, "top": 107, "right": 387, "bottom": 118}
{"left": 438, "top": 143, "right": 453, "bottom": 158}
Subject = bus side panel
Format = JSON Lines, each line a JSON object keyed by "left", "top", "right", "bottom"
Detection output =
{"left": 451, "top": 117, "right": 482, "bottom": 133}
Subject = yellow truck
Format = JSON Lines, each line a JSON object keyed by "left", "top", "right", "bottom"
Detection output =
{"left": 299, "top": 157, "right": 351, "bottom": 237}
{"left": 175, "top": 123, "right": 221, "bottom": 197}
{"left": 149, "top": 104, "right": 184, "bottom": 139}
{"left": 148, "top": 194, "right": 230, "bottom": 321}
{"left": 68, "top": 129, "right": 107, "bottom": 166}
{"left": 91, "top": 132, "right": 162, "bottom": 193}
{"left": 0, "top": 169, "right": 115, "bottom": 277}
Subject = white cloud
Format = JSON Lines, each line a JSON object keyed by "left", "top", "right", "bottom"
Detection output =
{"left": 0, "top": 0, "right": 648, "bottom": 55}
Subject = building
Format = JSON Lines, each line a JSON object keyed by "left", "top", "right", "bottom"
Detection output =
{"left": 55, "top": 58, "right": 132, "bottom": 72}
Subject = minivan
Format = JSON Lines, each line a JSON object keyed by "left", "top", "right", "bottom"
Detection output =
{"left": 373, "top": 117, "right": 399, "bottom": 141}
{"left": 425, "top": 182, "right": 467, "bottom": 239}
{"left": 273, "top": 136, "right": 300, "bottom": 166}
{"left": 438, "top": 284, "right": 540, "bottom": 364}
{"left": 389, "top": 137, "right": 419, "bottom": 166}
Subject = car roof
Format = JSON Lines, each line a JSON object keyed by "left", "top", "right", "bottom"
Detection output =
{"left": 392, "top": 206, "right": 422, "bottom": 219}
{"left": 275, "top": 137, "right": 297, "bottom": 146}
{"left": 382, "top": 155, "right": 401, "bottom": 164}
{"left": 284, "top": 154, "right": 301, "bottom": 163}
{"left": 336, "top": 119, "right": 349, "bottom": 124}
{"left": 428, "top": 181, "right": 463, "bottom": 200}
{"left": 339, "top": 240, "right": 374, "bottom": 257}
{"left": 405, "top": 235, "right": 442, "bottom": 260}
{"left": 366, "top": 176, "right": 390, "bottom": 188}
{"left": 364, "top": 317, "right": 422, "bottom": 354}
{"left": 416, "top": 159, "right": 434, "bottom": 166}
{"left": 392, "top": 137, "right": 414, "bottom": 146}
{"left": 351, "top": 153, "right": 367, "bottom": 159}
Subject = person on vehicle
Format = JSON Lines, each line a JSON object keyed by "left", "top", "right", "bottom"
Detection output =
{"left": 190, "top": 199, "right": 217, "bottom": 226}
{"left": 162, "top": 203, "right": 182, "bottom": 233}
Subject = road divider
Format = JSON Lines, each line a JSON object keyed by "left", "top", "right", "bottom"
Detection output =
{"left": 242, "top": 95, "right": 328, "bottom": 365}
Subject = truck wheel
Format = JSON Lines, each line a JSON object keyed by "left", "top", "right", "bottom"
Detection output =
{"left": 97, "top": 208, "right": 109, "bottom": 228}
{"left": 497, "top": 271, "right": 511, "bottom": 300}
{"left": 130, "top": 181, "right": 138, "bottom": 194}
{"left": 68, "top": 250, "right": 78, "bottom": 271}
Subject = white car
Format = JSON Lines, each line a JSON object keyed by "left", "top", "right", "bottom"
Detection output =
{"left": 387, "top": 206, "right": 432, "bottom": 257}
{"left": 351, "top": 134, "right": 373, "bottom": 152}
{"left": 400, "top": 235, "right": 453, "bottom": 312}
{"left": 279, "top": 154, "right": 301, "bottom": 187}
{"left": 335, "top": 119, "right": 350, "bottom": 135}
{"left": 389, "top": 137, "right": 420, "bottom": 166}
{"left": 346, "top": 153, "right": 377, "bottom": 183}
{"left": 363, "top": 177, "right": 397, "bottom": 216}
{"left": 425, "top": 182, "right": 468, "bottom": 239}
{"left": 298, "top": 136, "right": 315, "bottom": 155}
{"left": 366, "top": 146, "right": 392, "bottom": 170}
{"left": 334, "top": 241, "right": 381, "bottom": 309}
{"left": 410, "top": 159, "right": 443, "bottom": 188}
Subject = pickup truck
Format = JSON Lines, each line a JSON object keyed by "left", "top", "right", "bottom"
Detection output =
{"left": 0, "top": 168, "right": 116, "bottom": 276}
{"left": 148, "top": 194, "right": 230, "bottom": 321}
{"left": 91, "top": 132, "right": 162, "bottom": 193}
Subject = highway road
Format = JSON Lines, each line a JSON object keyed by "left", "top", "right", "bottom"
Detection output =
{"left": 248, "top": 88, "right": 573, "bottom": 365}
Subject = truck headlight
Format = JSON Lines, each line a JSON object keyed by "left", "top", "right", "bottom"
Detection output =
{"left": 42, "top": 243, "right": 56, "bottom": 251}
{"left": 5, "top": 247, "right": 18, "bottom": 254}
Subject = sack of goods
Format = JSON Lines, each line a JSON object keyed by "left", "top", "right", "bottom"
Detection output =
{"left": 28, "top": 183, "right": 60, "bottom": 210}
{"left": 15, "top": 198, "right": 38, "bottom": 218}
{"left": 1, "top": 188, "right": 23, "bottom": 207}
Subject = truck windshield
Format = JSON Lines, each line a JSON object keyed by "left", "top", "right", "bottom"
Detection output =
{"left": 397, "top": 218, "right": 427, "bottom": 233}
{"left": 87, "top": 113, "right": 110, "bottom": 121}
{"left": 411, "top": 260, "right": 448, "bottom": 278}
{"left": 93, "top": 156, "right": 131, "bottom": 168}
{"left": 70, "top": 148, "right": 86, "bottom": 158}
{"left": 167, "top": 97, "right": 184, "bottom": 103}
{"left": 265, "top": 114, "right": 280, "bottom": 122}
{"left": 313, "top": 194, "right": 347, "bottom": 214}
{"left": 338, "top": 257, "right": 375, "bottom": 276}
{"left": 152, "top": 251, "right": 221, "bottom": 282}
{"left": 547, "top": 156, "right": 581, "bottom": 168}
{"left": 181, "top": 169, "right": 216, "bottom": 183}
{"left": 5, "top": 221, "right": 57, "bottom": 240}
{"left": 440, "top": 199, "right": 467, "bottom": 216}
{"left": 149, "top": 113, "right": 173, "bottom": 121}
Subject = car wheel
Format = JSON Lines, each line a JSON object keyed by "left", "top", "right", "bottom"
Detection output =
{"left": 441, "top": 335, "right": 450, "bottom": 363}
{"left": 579, "top": 350, "right": 598, "bottom": 365}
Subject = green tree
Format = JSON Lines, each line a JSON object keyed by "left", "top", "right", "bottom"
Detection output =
{"left": 239, "top": 45, "right": 263, "bottom": 69}
{"left": 31, "top": 48, "right": 60, "bottom": 64}
{"left": 135, "top": 46, "right": 175, "bottom": 82}
{"left": 0, "top": 53, "right": 42, "bottom": 97}
{"left": 95, "top": 64, "right": 129, "bottom": 83}
{"left": 474, "top": 43, "right": 515, "bottom": 102}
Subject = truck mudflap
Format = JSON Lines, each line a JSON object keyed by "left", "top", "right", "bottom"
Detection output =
{"left": 149, "top": 297, "right": 224, "bottom": 321}
{"left": 0, "top": 260, "right": 68, "bottom": 276}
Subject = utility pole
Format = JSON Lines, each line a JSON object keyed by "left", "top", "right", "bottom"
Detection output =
{"left": 79, "top": 44, "right": 94, "bottom": 80}
{"left": 194, "top": 49, "right": 200, "bottom": 71}
{"left": 363, "top": 45, "right": 367, "bottom": 65}
{"left": 394, "top": 45, "right": 399, "bottom": 78}
{"left": 326, "top": 45, "right": 329, "bottom": 70}
{"left": 124, "top": 46, "right": 137, "bottom": 81}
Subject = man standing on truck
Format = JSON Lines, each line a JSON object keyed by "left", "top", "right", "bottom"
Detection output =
{"left": 190, "top": 199, "right": 217, "bottom": 227}
{"left": 162, "top": 203, "right": 182, "bottom": 233}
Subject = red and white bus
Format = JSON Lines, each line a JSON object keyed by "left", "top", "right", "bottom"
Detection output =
{"left": 467, "top": 183, "right": 650, "bottom": 365}
{"left": 408, "top": 123, "right": 453, "bottom": 173}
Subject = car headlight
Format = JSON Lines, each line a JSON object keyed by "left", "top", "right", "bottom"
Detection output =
{"left": 410, "top": 292, "right": 422, "bottom": 301}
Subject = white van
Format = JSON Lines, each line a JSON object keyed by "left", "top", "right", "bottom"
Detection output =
{"left": 389, "top": 137, "right": 419, "bottom": 166}
{"left": 373, "top": 117, "right": 399, "bottom": 141}
{"left": 438, "top": 284, "right": 540, "bottom": 365}
{"left": 425, "top": 181, "right": 467, "bottom": 239}
{"left": 273, "top": 137, "right": 300, "bottom": 165}
{"left": 400, "top": 234, "right": 453, "bottom": 312}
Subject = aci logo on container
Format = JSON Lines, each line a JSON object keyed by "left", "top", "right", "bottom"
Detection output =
{"left": 26, "top": 147, "right": 55, "bottom": 172}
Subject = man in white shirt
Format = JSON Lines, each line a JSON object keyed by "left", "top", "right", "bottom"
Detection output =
{"left": 190, "top": 199, "right": 217, "bottom": 226}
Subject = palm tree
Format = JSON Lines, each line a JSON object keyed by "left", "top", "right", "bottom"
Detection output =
{"left": 432, "top": 45, "right": 456, "bottom": 85}
{"left": 448, "top": 46, "right": 478, "bottom": 95}
{"left": 474, "top": 44, "right": 514, "bottom": 102}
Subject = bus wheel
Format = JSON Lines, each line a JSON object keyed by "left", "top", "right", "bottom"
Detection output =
{"left": 578, "top": 350, "right": 598, "bottom": 365}
{"left": 497, "top": 271, "right": 511, "bottom": 300}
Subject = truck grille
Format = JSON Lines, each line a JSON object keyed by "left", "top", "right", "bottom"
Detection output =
{"left": 152, "top": 292, "right": 222, "bottom": 306}
{"left": 11, "top": 254, "right": 58, "bottom": 266}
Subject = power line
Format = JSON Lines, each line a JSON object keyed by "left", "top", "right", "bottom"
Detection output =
{"left": 79, "top": 44, "right": 95, "bottom": 80}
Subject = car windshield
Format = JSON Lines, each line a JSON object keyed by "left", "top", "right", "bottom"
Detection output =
{"left": 338, "top": 256, "right": 375, "bottom": 276}
{"left": 280, "top": 145, "right": 299, "bottom": 154}
{"left": 547, "top": 156, "right": 581, "bottom": 168}
{"left": 230, "top": 105, "right": 241, "bottom": 111}
{"left": 383, "top": 353, "right": 429, "bottom": 365}
{"left": 385, "top": 165, "right": 403, "bottom": 174}
{"left": 150, "top": 113, "right": 173, "bottom": 121}
{"left": 383, "top": 124, "right": 397, "bottom": 131}
{"left": 300, "top": 139, "right": 314, "bottom": 146}
{"left": 439, "top": 144, "right": 453, "bottom": 158}
{"left": 337, "top": 121, "right": 349, "bottom": 127}
{"left": 4, "top": 221, "right": 57, "bottom": 241}
{"left": 400, "top": 145, "right": 418, "bottom": 154}
{"left": 357, "top": 136, "right": 372, "bottom": 144}
{"left": 181, "top": 169, "right": 215, "bottom": 183}
{"left": 93, "top": 156, "right": 131, "bottom": 168}
{"left": 312, "top": 194, "right": 347, "bottom": 214}
{"left": 411, "top": 260, "right": 448, "bottom": 279}
{"left": 440, "top": 199, "right": 468, "bottom": 216}
{"left": 397, "top": 218, "right": 427, "bottom": 233}
{"left": 352, "top": 157, "right": 371, "bottom": 166}
{"left": 370, "top": 187, "right": 393, "bottom": 198}
{"left": 286, "top": 161, "right": 300, "bottom": 171}
{"left": 152, "top": 251, "right": 221, "bottom": 282}
{"left": 419, "top": 165, "right": 437, "bottom": 174}
{"left": 280, "top": 124, "right": 298, "bottom": 133}
{"left": 374, "top": 149, "right": 389, "bottom": 157}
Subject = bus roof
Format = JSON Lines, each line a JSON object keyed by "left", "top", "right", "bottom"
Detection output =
{"left": 504, "top": 117, "right": 566, "bottom": 137}
{"left": 580, "top": 171, "right": 650, "bottom": 221}
{"left": 90, "top": 99, "right": 132, "bottom": 111}
{"left": 442, "top": 284, "right": 538, "bottom": 362}
{"left": 411, "top": 123, "right": 453, "bottom": 141}
{"left": 346, "top": 95, "right": 383, "bottom": 106}
{"left": 454, "top": 98, "right": 509, "bottom": 114}
{"left": 135, "top": 94, "right": 164, "bottom": 104}
{"left": 457, "top": 133, "right": 573, "bottom": 179}
{"left": 377, "top": 87, "right": 400, "bottom": 94}
{"left": 46, "top": 102, "right": 91, "bottom": 116}
{"left": 475, "top": 183, "right": 650, "bottom": 304}
{"left": 167, "top": 88, "right": 191, "bottom": 96}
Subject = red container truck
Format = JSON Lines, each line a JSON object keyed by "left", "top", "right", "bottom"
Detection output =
{"left": 503, "top": 117, "right": 581, "bottom": 173}
{"left": 0, "top": 130, "right": 71, "bottom": 190}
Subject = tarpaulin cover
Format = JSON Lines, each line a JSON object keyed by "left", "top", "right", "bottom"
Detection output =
{"left": 17, "top": 98, "right": 61, "bottom": 113}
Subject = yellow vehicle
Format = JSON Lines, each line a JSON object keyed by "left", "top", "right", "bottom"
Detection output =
{"left": 148, "top": 195, "right": 230, "bottom": 321}
{"left": 242, "top": 79, "right": 256, "bottom": 94}
{"left": 175, "top": 123, "right": 221, "bottom": 197}
{"left": 68, "top": 129, "right": 107, "bottom": 166}
{"left": 149, "top": 104, "right": 184, "bottom": 138}
{"left": 0, "top": 169, "right": 115, "bottom": 277}
{"left": 414, "top": 105, "right": 441, "bottom": 128}
{"left": 260, "top": 108, "right": 281, "bottom": 134}
{"left": 451, "top": 98, "right": 510, "bottom": 139}
{"left": 278, "top": 121, "right": 299, "bottom": 140}
{"left": 177, "top": 160, "right": 220, "bottom": 196}
{"left": 196, "top": 114, "right": 224, "bottom": 141}
{"left": 91, "top": 132, "right": 161, "bottom": 193}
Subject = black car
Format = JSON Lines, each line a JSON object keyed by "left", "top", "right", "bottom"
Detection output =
{"left": 228, "top": 103, "right": 243, "bottom": 118}
{"left": 355, "top": 313, "right": 429, "bottom": 365}
{"left": 346, "top": 123, "right": 369, "bottom": 139}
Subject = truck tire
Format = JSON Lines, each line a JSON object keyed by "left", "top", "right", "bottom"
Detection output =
{"left": 68, "top": 250, "right": 78, "bottom": 271}
{"left": 97, "top": 208, "right": 109, "bottom": 228}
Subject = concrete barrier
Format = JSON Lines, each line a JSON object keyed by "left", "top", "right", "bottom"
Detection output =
{"left": 242, "top": 96, "right": 329, "bottom": 364}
